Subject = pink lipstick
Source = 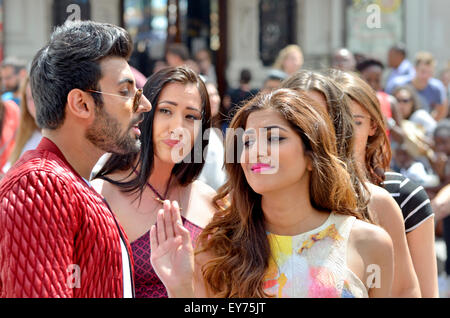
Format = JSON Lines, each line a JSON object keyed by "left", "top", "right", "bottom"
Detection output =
{"left": 251, "top": 163, "right": 272, "bottom": 173}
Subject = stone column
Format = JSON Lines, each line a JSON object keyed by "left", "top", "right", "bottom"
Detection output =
{"left": 4, "top": 0, "right": 52, "bottom": 63}
{"left": 226, "top": 0, "right": 265, "bottom": 88}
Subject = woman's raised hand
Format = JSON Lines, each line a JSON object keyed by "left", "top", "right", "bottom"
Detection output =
{"left": 150, "top": 200, "right": 195, "bottom": 297}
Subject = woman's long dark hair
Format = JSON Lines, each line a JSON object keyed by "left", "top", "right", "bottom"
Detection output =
{"left": 95, "top": 66, "right": 212, "bottom": 200}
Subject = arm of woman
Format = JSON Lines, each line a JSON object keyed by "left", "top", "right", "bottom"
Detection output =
{"left": 368, "top": 184, "right": 421, "bottom": 297}
{"left": 349, "top": 219, "right": 394, "bottom": 297}
{"left": 364, "top": 224, "right": 394, "bottom": 298}
{"left": 406, "top": 216, "right": 439, "bottom": 297}
{"left": 431, "top": 184, "right": 450, "bottom": 222}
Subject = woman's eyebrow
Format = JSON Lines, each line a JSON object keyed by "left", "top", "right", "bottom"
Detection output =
{"left": 263, "top": 125, "right": 288, "bottom": 132}
{"left": 157, "top": 100, "right": 202, "bottom": 114}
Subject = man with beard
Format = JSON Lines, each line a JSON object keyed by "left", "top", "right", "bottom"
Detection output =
{"left": 1, "top": 57, "right": 27, "bottom": 106}
{"left": 0, "top": 21, "right": 151, "bottom": 297}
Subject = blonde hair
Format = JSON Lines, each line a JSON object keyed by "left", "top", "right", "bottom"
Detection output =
{"left": 414, "top": 51, "right": 436, "bottom": 68}
{"left": 9, "top": 76, "right": 40, "bottom": 165}
{"left": 273, "top": 45, "right": 304, "bottom": 72}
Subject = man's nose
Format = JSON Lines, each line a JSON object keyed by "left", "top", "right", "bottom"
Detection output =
{"left": 137, "top": 94, "right": 152, "bottom": 113}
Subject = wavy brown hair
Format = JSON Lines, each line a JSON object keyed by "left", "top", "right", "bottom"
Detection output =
{"left": 196, "top": 88, "right": 364, "bottom": 297}
{"left": 327, "top": 69, "right": 391, "bottom": 186}
{"left": 281, "top": 70, "right": 372, "bottom": 220}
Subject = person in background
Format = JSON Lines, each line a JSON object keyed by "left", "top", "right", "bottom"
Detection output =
{"left": 0, "top": 57, "right": 27, "bottom": 106}
{"left": 385, "top": 44, "right": 416, "bottom": 94}
{"left": 428, "top": 119, "right": 450, "bottom": 190}
{"left": 197, "top": 80, "right": 226, "bottom": 191}
{"left": 284, "top": 70, "right": 421, "bottom": 297}
{"left": 0, "top": 99, "right": 20, "bottom": 175}
{"left": 388, "top": 52, "right": 448, "bottom": 121}
{"left": 439, "top": 66, "right": 450, "bottom": 105}
{"left": 166, "top": 43, "right": 190, "bottom": 68}
{"left": 260, "top": 69, "right": 287, "bottom": 94}
{"left": 427, "top": 119, "right": 450, "bottom": 297}
{"left": 392, "top": 85, "right": 436, "bottom": 137}
{"left": 272, "top": 44, "right": 304, "bottom": 77}
{"left": 356, "top": 58, "right": 401, "bottom": 138}
{"left": 6, "top": 76, "right": 42, "bottom": 170}
{"left": 327, "top": 70, "right": 436, "bottom": 297}
{"left": 331, "top": 48, "right": 356, "bottom": 72}
{"left": 195, "top": 49, "right": 217, "bottom": 85}
{"left": 391, "top": 143, "right": 439, "bottom": 188}
{"left": 0, "top": 20, "right": 152, "bottom": 298}
{"left": 151, "top": 88, "right": 394, "bottom": 298}
{"left": 222, "top": 69, "right": 259, "bottom": 134}
{"left": 130, "top": 66, "right": 148, "bottom": 89}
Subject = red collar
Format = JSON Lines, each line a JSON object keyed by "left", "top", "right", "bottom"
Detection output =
{"left": 36, "top": 137, "right": 86, "bottom": 182}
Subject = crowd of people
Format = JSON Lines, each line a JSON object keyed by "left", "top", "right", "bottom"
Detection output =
{"left": 0, "top": 20, "right": 449, "bottom": 298}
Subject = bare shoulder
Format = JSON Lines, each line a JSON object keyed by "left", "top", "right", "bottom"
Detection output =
{"left": 192, "top": 180, "right": 217, "bottom": 198}
{"left": 350, "top": 220, "right": 393, "bottom": 249}
{"left": 367, "top": 183, "right": 404, "bottom": 226}
{"left": 367, "top": 182, "right": 393, "bottom": 202}
{"left": 350, "top": 219, "right": 394, "bottom": 262}
{"left": 186, "top": 180, "right": 217, "bottom": 228}
{"left": 91, "top": 171, "right": 132, "bottom": 197}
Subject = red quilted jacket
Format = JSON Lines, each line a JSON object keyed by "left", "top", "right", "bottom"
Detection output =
{"left": 0, "top": 138, "right": 135, "bottom": 297}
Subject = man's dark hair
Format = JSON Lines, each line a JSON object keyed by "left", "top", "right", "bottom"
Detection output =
{"left": 390, "top": 43, "right": 407, "bottom": 57}
{"left": 356, "top": 58, "right": 385, "bottom": 73}
{"left": 240, "top": 69, "right": 252, "bottom": 84}
{"left": 166, "top": 43, "right": 190, "bottom": 61}
{"left": 30, "top": 20, "right": 133, "bottom": 130}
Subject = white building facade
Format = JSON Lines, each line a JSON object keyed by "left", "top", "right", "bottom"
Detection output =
{"left": 2, "top": 0, "right": 449, "bottom": 89}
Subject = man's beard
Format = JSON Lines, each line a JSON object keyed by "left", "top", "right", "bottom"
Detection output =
{"left": 85, "top": 106, "right": 142, "bottom": 155}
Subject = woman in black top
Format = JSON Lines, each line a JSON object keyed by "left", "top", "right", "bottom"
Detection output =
{"left": 326, "top": 70, "right": 437, "bottom": 297}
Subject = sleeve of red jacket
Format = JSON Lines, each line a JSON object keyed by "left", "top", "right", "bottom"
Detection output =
{"left": 0, "top": 170, "right": 78, "bottom": 298}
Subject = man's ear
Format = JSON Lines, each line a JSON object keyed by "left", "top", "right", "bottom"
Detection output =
{"left": 66, "top": 88, "right": 95, "bottom": 120}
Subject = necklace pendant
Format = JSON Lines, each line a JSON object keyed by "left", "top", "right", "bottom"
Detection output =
{"left": 154, "top": 196, "right": 182, "bottom": 210}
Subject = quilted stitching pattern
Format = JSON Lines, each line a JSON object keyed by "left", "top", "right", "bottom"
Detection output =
{"left": 0, "top": 142, "right": 133, "bottom": 298}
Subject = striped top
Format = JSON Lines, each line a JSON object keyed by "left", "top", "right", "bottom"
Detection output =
{"left": 382, "top": 171, "right": 434, "bottom": 232}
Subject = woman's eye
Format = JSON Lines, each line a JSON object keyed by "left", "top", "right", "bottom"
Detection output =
{"left": 159, "top": 108, "right": 171, "bottom": 115}
{"left": 120, "top": 90, "right": 130, "bottom": 96}
{"left": 354, "top": 121, "right": 362, "bottom": 126}
{"left": 269, "top": 136, "right": 284, "bottom": 142}
{"left": 244, "top": 139, "right": 255, "bottom": 148}
{"left": 186, "top": 114, "right": 200, "bottom": 121}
